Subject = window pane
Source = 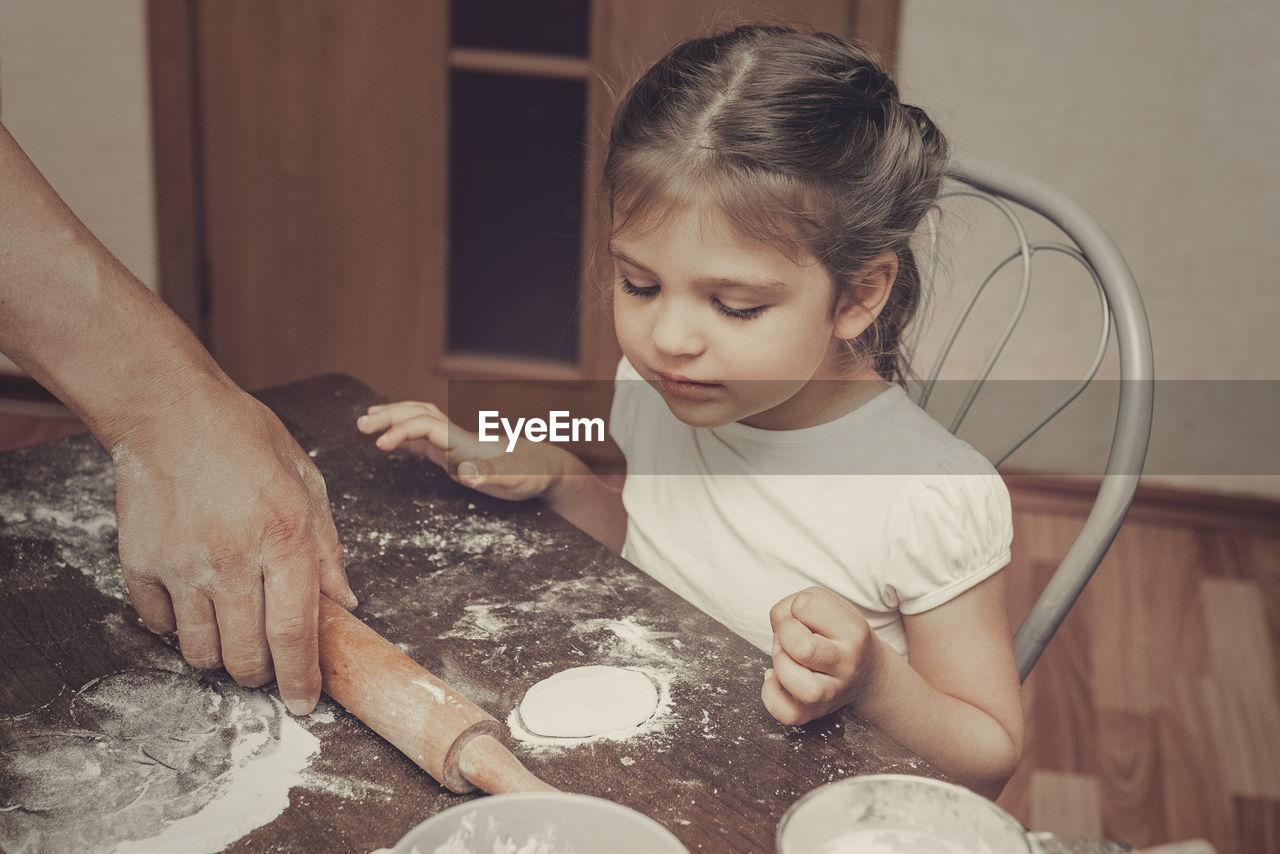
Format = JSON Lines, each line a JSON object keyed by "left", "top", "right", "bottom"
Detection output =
{"left": 451, "top": 0, "right": 591, "bottom": 57}
{"left": 447, "top": 71, "right": 586, "bottom": 362}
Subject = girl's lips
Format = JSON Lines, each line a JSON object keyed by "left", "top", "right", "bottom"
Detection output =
{"left": 655, "top": 372, "right": 721, "bottom": 402}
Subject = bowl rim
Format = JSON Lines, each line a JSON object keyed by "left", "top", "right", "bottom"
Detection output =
{"left": 775, "top": 773, "right": 1030, "bottom": 852}
{"left": 392, "top": 791, "right": 689, "bottom": 853}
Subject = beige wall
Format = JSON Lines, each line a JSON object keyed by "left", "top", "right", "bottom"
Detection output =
{"left": 2, "top": 2, "right": 1274, "bottom": 498}
{"left": 897, "top": 1, "right": 1280, "bottom": 498}
{"left": 0, "top": 0, "right": 157, "bottom": 374}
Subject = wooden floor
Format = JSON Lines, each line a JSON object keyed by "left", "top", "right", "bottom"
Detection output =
{"left": 2, "top": 410, "right": 1276, "bottom": 853}
{"left": 999, "top": 479, "right": 1280, "bottom": 854}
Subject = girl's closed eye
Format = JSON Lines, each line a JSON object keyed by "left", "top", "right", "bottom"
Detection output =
{"left": 620, "top": 274, "right": 767, "bottom": 319}
{"left": 620, "top": 277, "right": 658, "bottom": 298}
{"left": 713, "top": 298, "right": 768, "bottom": 320}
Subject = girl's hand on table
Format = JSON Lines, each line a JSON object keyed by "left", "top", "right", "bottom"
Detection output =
{"left": 357, "top": 401, "right": 572, "bottom": 502}
{"left": 762, "top": 586, "right": 883, "bottom": 726}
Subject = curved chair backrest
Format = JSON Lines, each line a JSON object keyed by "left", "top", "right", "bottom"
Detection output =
{"left": 917, "top": 154, "right": 1155, "bottom": 682}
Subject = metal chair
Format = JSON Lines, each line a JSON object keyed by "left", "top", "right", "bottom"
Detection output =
{"left": 912, "top": 154, "right": 1155, "bottom": 682}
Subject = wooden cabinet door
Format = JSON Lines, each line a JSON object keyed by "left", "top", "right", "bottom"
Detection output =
{"left": 148, "top": 0, "right": 898, "bottom": 410}
{"left": 165, "top": 1, "right": 449, "bottom": 402}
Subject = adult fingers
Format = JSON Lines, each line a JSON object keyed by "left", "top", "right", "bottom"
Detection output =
{"left": 303, "top": 465, "right": 356, "bottom": 611}
{"left": 314, "top": 504, "right": 356, "bottom": 611}
{"left": 171, "top": 589, "right": 223, "bottom": 671}
{"left": 261, "top": 540, "right": 322, "bottom": 716}
{"left": 124, "top": 573, "right": 177, "bottom": 634}
{"left": 213, "top": 584, "right": 272, "bottom": 687}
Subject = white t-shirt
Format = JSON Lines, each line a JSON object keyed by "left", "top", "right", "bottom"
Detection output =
{"left": 609, "top": 358, "right": 1012, "bottom": 656}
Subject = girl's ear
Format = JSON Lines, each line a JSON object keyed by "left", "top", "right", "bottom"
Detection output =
{"left": 834, "top": 249, "right": 898, "bottom": 340}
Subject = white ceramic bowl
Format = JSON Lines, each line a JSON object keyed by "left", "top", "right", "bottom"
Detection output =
{"left": 776, "top": 775, "right": 1042, "bottom": 854}
{"left": 392, "top": 792, "right": 689, "bottom": 854}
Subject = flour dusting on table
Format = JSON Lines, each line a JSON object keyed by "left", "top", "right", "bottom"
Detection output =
{"left": 0, "top": 668, "right": 355, "bottom": 854}
{"left": 501, "top": 615, "right": 681, "bottom": 753}
{"left": 0, "top": 444, "right": 127, "bottom": 601}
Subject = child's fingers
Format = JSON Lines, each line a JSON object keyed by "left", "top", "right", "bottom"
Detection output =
{"left": 364, "top": 401, "right": 443, "bottom": 417}
{"left": 374, "top": 412, "right": 453, "bottom": 452}
{"left": 762, "top": 666, "right": 825, "bottom": 727}
{"left": 775, "top": 616, "right": 845, "bottom": 675}
{"left": 453, "top": 456, "right": 552, "bottom": 501}
{"left": 769, "top": 591, "right": 802, "bottom": 632}
{"left": 771, "top": 643, "right": 840, "bottom": 708}
{"left": 761, "top": 667, "right": 811, "bottom": 727}
{"left": 786, "top": 587, "right": 861, "bottom": 639}
{"left": 357, "top": 401, "right": 445, "bottom": 434}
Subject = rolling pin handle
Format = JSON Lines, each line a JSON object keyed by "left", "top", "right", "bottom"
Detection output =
{"left": 457, "top": 734, "right": 559, "bottom": 794}
{"left": 440, "top": 719, "right": 505, "bottom": 793}
{"left": 317, "top": 594, "right": 556, "bottom": 795}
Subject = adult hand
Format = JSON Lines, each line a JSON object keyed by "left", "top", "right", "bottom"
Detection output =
{"left": 113, "top": 375, "right": 356, "bottom": 715}
{"left": 0, "top": 121, "right": 355, "bottom": 716}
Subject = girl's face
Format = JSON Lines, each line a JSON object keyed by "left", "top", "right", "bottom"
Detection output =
{"left": 612, "top": 203, "right": 884, "bottom": 430}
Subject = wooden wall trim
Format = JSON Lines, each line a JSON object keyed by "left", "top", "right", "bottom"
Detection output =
{"left": 1005, "top": 472, "right": 1280, "bottom": 535}
{"left": 145, "top": 0, "right": 206, "bottom": 340}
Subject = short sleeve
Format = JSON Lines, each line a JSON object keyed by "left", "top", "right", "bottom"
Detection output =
{"left": 882, "top": 449, "right": 1013, "bottom": 615}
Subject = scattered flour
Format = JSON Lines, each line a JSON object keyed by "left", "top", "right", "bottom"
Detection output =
{"left": 443, "top": 603, "right": 516, "bottom": 641}
{"left": 405, "top": 515, "right": 542, "bottom": 561}
{"left": 0, "top": 669, "right": 356, "bottom": 854}
{"left": 28, "top": 506, "right": 117, "bottom": 538}
{"left": 0, "top": 446, "right": 128, "bottom": 601}
{"left": 415, "top": 678, "right": 449, "bottom": 704}
{"left": 573, "top": 616, "right": 681, "bottom": 667}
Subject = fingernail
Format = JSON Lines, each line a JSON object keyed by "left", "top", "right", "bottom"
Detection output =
{"left": 284, "top": 697, "right": 315, "bottom": 716}
{"left": 357, "top": 416, "right": 367, "bottom": 428}
{"left": 342, "top": 590, "right": 359, "bottom": 610}
{"left": 458, "top": 461, "right": 482, "bottom": 484}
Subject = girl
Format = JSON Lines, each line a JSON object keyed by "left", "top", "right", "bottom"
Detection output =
{"left": 358, "top": 25, "right": 1024, "bottom": 797}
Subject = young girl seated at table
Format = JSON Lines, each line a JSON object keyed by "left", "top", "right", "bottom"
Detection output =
{"left": 358, "top": 25, "right": 1024, "bottom": 797}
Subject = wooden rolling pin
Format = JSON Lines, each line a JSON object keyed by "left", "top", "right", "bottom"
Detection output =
{"left": 316, "top": 594, "right": 555, "bottom": 794}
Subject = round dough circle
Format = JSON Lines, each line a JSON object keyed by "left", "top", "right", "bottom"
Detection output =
{"left": 518, "top": 665, "right": 659, "bottom": 738}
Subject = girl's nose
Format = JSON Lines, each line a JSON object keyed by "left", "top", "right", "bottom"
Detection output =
{"left": 650, "top": 301, "right": 706, "bottom": 357}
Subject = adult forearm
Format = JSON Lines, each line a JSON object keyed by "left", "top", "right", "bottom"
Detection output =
{"left": 0, "top": 122, "right": 221, "bottom": 446}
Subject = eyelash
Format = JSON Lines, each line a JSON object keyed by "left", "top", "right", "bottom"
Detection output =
{"left": 619, "top": 278, "right": 768, "bottom": 321}
{"left": 620, "top": 278, "right": 658, "bottom": 298}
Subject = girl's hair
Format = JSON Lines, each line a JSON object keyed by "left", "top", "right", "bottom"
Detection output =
{"left": 604, "top": 25, "right": 949, "bottom": 385}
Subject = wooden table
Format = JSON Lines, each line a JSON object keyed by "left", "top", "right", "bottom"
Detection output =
{"left": 0, "top": 375, "right": 1127, "bottom": 853}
